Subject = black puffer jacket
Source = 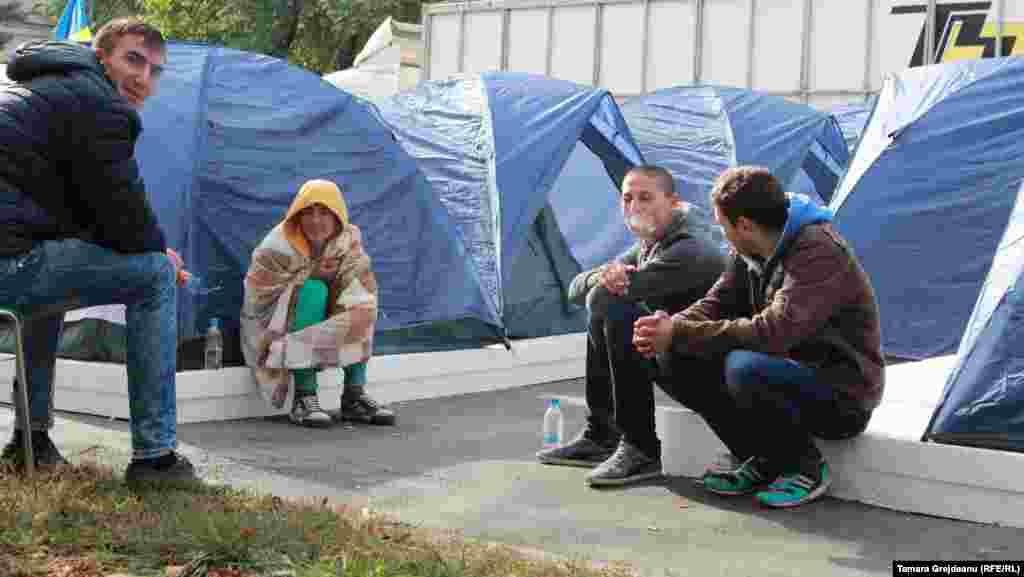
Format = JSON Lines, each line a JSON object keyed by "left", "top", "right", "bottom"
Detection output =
{"left": 0, "top": 41, "right": 166, "bottom": 256}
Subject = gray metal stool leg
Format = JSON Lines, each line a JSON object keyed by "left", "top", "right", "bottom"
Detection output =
{"left": 0, "top": 309, "right": 33, "bottom": 477}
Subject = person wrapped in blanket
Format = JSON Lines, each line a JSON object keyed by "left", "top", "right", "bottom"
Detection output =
{"left": 241, "top": 179, "right": 395, "bottom": 427}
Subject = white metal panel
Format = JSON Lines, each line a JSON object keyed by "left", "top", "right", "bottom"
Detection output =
{"left": 464, "top": 11, "right": 504, "bottom": 74}
{"left": 550, "top": 5, "right": 598, "bottom": 85}
{"left": 810, "top": 0, "right": 870, "bottom": 91}
{"left": 600, "top": 2, "right": 646, "bottom": 94}
{"left": 429, "top": 13, "right": 461, "bottom": 80}
{"left": 751, "top": 0, "right": 805, "bottom": 92}
{"left": 702, "top": 0, "right": 749, "bottom": 87}
{"left": 507, "top": 8, "right": 550, "bottom": 74}
{"left": 647, "top": 0, "right": 697, "bottom": 90}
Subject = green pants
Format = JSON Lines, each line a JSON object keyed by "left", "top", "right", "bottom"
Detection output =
{"left": 291, "top": 279, "right": 369, "bottom": 396}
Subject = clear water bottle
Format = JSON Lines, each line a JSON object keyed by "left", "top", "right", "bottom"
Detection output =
{"left": 204, "top": 317, "right": 223, "bottom": 370}
{"left": 542, "top": 398, "right": 564, "bottom": 449}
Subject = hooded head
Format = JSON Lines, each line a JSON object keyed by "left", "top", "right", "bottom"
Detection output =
{"left": 282, "top": 179, "right": 350, "bottom": 257}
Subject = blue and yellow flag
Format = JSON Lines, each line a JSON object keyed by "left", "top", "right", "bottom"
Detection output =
{"left": 53, "top": 0, "right": 92, "bottom": 42}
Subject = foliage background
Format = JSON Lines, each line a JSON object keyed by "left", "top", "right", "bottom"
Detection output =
{"left": 33, "top": 0, "right": 425, "bottom": 73}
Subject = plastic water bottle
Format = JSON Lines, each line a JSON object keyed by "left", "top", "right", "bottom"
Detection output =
{"left": 542, "top": 398, "right": 564, "bottom": 449}
{"left": 204, "top": 317, "right": 223, "bottom": 370}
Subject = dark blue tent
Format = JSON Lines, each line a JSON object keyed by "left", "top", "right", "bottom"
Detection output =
{"left": 830, "top": 94, "right": 878, "bottom": 155}
{"left": 831, "top": 57, "right": 1024, "bottom": 361}
{"left": 373, "top": 73, "right": 645, "bottom": 345}
{"left": 924, "top": 181, "right": 1024, "bottom": 451}
{"left": 620, "top": 85, "right": 849, "bottom": 208}
{"left": 91, "top": 42, "right": 495, "bottom": 357}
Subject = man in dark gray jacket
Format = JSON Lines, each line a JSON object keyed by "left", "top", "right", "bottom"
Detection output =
{"left": 537, "top": 165, "right": 726, "bottom": 486}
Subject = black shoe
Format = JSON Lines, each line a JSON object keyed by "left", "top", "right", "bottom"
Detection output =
{"left": 1, "top": 430, "right": 69, "bottom": 468}
{"left": 125, "top": 453, "right": 198, "bottom": 485}
{"left": 339, "top": 390, "right": 396, "bottom": 426}
{"left": 536, "top": 425, "right": 619, "bottom": 467}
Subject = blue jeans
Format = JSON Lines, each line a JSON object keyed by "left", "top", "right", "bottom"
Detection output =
{"left": 656, "top": 350, "right": 870, "bottom": 471}
{"left": 0, "top": 239, "right": 177, "bottom": 460}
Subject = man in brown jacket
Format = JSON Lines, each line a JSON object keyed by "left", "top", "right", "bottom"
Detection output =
{"left": 633, "top": 166, "right": 883, "bottom": 508}
{"left": 537, "top": 165, "right": 725, "bottom": 486}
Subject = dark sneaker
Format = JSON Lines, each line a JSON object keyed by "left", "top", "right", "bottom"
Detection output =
{"left": 755, "top": 459, "right": 833, "bottom": 508}
{"left": 537, "top": 427, "right": 618, "bottom": 467}
{"left": 290, "top": 395, "right": 333, "bottom": 428}
{"left": 704, "top": 452, "right": 745, "bottom": 474}
{"left": 585, "top": 440, "right": 662, "bottom": 486}
{"left": 1, "top": 430, "right": 69, "bottom": 468}
{"left": 125, "top": 453, "right": 198, "bottom": 485}
{"left": 340, "top": 391, "right": 396, "bottom": 426}
{"left": 701, "top": 456, "right": 773, "bottom": 496}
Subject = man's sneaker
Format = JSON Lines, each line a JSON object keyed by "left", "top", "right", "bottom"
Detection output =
{"left": 585, "top": 439, "right": 662, "bottom": 486}
{"left": 755, "top": 459, "right": 832, "bottom": 508}
{"left": 291, "top": 395, "right": 333, "bottom": 427}
{"left": 125, "top": 453, "right": 198, "bottom": 485}
{"left": 340, "top": 391, "right": 396, "bottom": 426}
{"left": 1, "top": 430, "right": 69, "bottom": 468}
{"left": 536, "top": 427, "right": 618, "bottom": 468}
{"left": 701, "top": 456, "right": 773, "bottom": 496}
{"left": 693, "top": 452, "right": 746, "bottom": 486}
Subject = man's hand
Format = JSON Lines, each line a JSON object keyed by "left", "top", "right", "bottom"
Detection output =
{"left": 166, "top": 248, "right": 188, "bottom": 287}
{"left": 599, "top": 262, "right": 637, "bottom": 296}
{"left": 314, "top": 257, "right": 341, "bottom": 282}
{"left": 633, "top": 309, "right": 674, "bottom": 358}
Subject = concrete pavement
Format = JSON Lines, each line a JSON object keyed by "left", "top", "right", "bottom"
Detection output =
{"left": 4, "top": 378, "right": 1023, "bottom": 576}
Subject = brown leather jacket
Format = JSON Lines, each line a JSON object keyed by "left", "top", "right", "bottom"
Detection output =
{"left": 672, "top": 199, "right": 884, "bottom": 411}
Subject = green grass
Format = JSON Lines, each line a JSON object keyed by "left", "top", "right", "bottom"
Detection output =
{"left": 1, "top": 463, "right": 634, "bottom": 577}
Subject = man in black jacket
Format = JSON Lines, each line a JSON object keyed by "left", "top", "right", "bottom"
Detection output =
{"left": 0, "top": 18, "right": 196, "bottom": 483}
{"left": 537, "top": 165, "right": 726, "bottom": 486}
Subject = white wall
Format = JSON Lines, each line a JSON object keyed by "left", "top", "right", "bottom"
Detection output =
{"left": 424, "top": 0, "right": 1024, "bottom": 110}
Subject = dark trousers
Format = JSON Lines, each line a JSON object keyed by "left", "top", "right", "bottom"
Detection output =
{"left": 585, "top": 299, "right": 661, "bottom": 457}
{"left": 656, "top": 350, "right": 871, "bottom": 471}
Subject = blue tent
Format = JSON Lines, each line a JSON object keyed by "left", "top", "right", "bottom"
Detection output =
{"left": 924, "top": 182, "right": 1024, "bottom": 451}
{"left": 830, "top": 94, "right": 877, "bottom": 155}
{"left": 621, "top": 85, "right": 849, "bottom": 208}
{"left": 831, "top": 57, "right": 1024, "bottom": 361}
{"left": 373, "top": 73, "right": 645, "bottom": 344}
{"left": 128, "top": 43, "right": 499, "bottom": 354}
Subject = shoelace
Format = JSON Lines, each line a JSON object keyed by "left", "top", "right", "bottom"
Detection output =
{"left": 346, "top": 395, "right": 378, "bottom": 411}
{"left": 304, "top": 396, "right": 325, "bottom": 413}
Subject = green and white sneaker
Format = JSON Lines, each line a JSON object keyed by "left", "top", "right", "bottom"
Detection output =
{"left": 701, "top": 456, "right": 773, "bottom": 496}
{"left": 755, "top": 460, "right": 832, "bottom": 508}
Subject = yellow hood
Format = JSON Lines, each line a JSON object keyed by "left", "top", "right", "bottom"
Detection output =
{"left": 282, "top": 179, "right": 350, "bottom": 258}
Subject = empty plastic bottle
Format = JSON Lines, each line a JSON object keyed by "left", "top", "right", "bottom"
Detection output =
{"left": 205, "top": 317, "right": 223, "bottom": 370}
{"left": 542, "top": 398, "right": 564, "bottom": 449}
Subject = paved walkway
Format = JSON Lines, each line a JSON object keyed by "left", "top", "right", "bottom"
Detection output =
{"left": 4, "top": 379, "right": 1023, "bottom": 577}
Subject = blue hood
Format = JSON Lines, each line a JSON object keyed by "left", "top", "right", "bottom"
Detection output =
{"left": 770, "top": 193, "right": 833, "bottom": 263}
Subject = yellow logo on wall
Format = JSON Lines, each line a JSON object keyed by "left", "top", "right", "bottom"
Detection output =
{"left": 893, "top": 2, "right": 1023, "bottom": 66}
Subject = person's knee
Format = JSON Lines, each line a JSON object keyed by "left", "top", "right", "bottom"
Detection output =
{"left": 298, "top": 279, "right": 329, "bottom": 308}
{"left": 588, "top": 288, "right": 639, "bottom": 323}
{"left": 723, "top": 350, "right": 763, "bottom": 402}
{"left": 586, "top": 285, "right": 614, "bottom": 322}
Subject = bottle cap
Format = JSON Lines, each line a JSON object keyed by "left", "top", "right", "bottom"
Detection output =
{"left": 209, "top": 317, "right": 220, "bottom": 329}
{"left": 550, "top": 398, "right": 560, "bottom": 409}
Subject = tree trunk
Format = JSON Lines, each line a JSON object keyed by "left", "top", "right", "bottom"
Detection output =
{"left": 270, "top": 0, "right": 304, "bottom": 59}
